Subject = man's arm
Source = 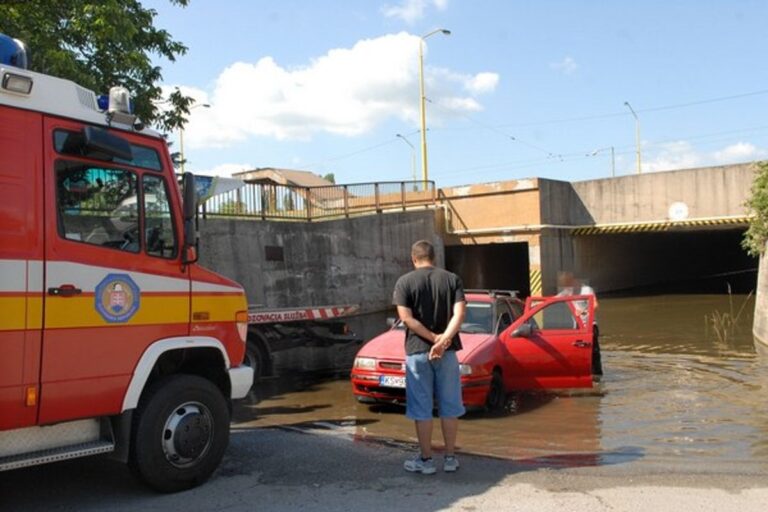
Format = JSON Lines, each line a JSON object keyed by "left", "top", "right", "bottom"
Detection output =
{"left": 429, "top": 300, "right": 466, "bottom": 359}
{"left": 397, "top": 305, "right": 438, "bottom": 343}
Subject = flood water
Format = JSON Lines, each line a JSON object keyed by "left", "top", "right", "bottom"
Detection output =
{"left": 233, "top": 294, "right": 768, "bottom": 473}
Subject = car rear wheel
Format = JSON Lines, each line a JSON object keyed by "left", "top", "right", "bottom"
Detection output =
{"left": 484, "top": 370, "right": 506, "bottom": 413}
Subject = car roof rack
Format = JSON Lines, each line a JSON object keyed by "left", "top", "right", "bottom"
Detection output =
{"left": 465, "top": 289, "right": 518, "bottom": 298}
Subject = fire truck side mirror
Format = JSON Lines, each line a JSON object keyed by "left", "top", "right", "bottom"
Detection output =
{"left": 181, "top": 172, "right": 199, "bottom": 264}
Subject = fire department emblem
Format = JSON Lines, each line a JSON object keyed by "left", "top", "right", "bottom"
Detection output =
{"left": 95, "top": 274, "right": 140, "bottom": 323}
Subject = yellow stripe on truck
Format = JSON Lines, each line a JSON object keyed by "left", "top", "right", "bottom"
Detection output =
{"left": 191, "top": 294, "right": 248, "bottom": 323}
{"left": 0, "top": 296, "right": 26, "bottom": 331}
{"left": 45, "top": 295, "right": 190, "bottom": 328}
{"left": 27, "top": 296, "right": 42, "bottom": 329}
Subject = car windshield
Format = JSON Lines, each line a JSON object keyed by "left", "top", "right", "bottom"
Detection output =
{"left": 392, "top": 301, "right": 494, "bottom": 334}
{"left": 460, "top": 302, "right": 493, "bottom": 334}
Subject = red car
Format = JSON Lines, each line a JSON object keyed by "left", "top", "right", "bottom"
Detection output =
{"left": 351, "top": 290, "right": 597, "bottom": 411}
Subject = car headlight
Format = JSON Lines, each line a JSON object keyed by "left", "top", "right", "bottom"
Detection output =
{"left": 459, "top": 364, "right": 473, "bottom": 376}
{"left": 354, "top": 357, "right": 377, "bottom": 370}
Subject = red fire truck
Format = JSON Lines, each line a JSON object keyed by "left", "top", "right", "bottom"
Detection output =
{"left": 0, "top": 34, "right": 253, "bottom": 492}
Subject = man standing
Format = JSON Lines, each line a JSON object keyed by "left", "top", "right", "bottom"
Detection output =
{"left": 393, "top": 240, "right": 466, "bottom": 474}
{"left": 557, "top": 271, "right": 603, "bottom": 377}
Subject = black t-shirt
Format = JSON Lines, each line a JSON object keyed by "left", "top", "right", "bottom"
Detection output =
{"left": 392, "top": 266, "right": 465, "bottom": 355}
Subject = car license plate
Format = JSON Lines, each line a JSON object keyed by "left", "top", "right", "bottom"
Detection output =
{"left": 379, "top": 375, "right": 405, "bottom": 388}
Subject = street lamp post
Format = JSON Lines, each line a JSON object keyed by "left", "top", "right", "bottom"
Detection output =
{"left": 179, "top": 102, "right": 210, "bottom": 173}
{"left": 396, "top": 133, "right": 417, "bottom": 183}
{"left": 588, "top": 146, "right": 616, "bottom": 177}
{"left": 624, "top": 101, "right": 642, "bottom": 174}
{"left": 418, "top": 28, "right": 450, "bottom": 187}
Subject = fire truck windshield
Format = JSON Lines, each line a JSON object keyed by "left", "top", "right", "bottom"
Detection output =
{"left": 54, "top": 129, "right": 162, "bottom": 171}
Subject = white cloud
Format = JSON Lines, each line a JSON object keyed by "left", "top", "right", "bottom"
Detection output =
{"left": 550, "top": 56, "right": 578, "bottom": 75}
{"left": 198, "top": 163, "right": 253, "bottom": 177}
{"left": 640, "top": 140, "right": 766, "bottom": 173}
{"left": 464, "top": 72, "right": 499, "bottom": 94}
{"left": 713, "top": 142, "right": 763, "bottom": 162}
{"left": 179, "top": 32, "right": 498, "bottom": 149}
{"left": 641, "top": 141, "right": 702, "bottom": 173}
{"left": 382, "top": 0, "right": 448, "bottom": 24}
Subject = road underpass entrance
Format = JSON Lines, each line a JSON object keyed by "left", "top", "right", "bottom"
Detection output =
{"left": 445, "top": 242, "right": 531, "bottom": 297}
{"left": 573, "top": 227, "right": 757, "bottom": 295}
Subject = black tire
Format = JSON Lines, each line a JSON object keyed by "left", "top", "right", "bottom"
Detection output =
{"left": 128, "top": 374, "right": 230, "bottom": 493}
{"left": 243, "top": 340, "right": 263, "bottom": 388}
{"left": 592, "top": 324, "right": 604, "bottom": 377}
{"left": 485, "top": 370, "right": 506, "bottom": 413}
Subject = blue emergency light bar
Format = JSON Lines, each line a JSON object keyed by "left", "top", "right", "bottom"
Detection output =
{"left": 0, "top": 33, "right": 28, "bottom": 69}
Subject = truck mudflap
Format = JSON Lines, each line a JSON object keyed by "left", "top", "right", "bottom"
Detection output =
{"left": 229, "top": 365, "right": 254, "bottom": 399}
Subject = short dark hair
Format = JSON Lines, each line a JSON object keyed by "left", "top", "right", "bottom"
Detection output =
{"left": 411, "top": 240, "right": 435, "bottom": 262}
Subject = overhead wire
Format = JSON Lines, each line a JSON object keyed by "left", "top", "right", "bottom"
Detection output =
{"left": 495, "top": 88, "right": 768, "bottom": 128}
{"left": 298, "top": 88, "right": 768, "bottom": 176}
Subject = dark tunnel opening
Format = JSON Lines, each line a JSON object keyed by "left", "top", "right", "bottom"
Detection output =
{"left": 445, "top": 242, "right": 531, "bottom": 297}
{"left": 574, "top": 228, "right": 757, "bottom": 296}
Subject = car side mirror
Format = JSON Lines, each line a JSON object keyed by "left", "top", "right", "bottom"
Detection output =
{"left": 511, "top": 323, "right": 532, "bottom": 338}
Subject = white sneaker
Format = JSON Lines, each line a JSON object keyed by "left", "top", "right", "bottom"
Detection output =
{"left": 404, "top": 456, "right": 436, "bottom": 475}
{"left": 443, "top": 455, "right": 460, "bottom": 472}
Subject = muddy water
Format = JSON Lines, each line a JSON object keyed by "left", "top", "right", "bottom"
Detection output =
{"left": 233, "top": 295, "right": 768, "bottom": 473}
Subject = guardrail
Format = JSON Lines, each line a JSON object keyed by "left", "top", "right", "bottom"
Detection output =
{"left": 201, "top": 180, "right": 436, "bottom": 221}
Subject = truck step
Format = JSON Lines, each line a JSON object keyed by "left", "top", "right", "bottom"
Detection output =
{"left": 0, "top": 440, "right": 115, "bottom": 472}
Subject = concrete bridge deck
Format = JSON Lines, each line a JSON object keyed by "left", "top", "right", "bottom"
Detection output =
{"left": 199, "top": 162, "right": 758, "bottom": 312}
{"left": 440, "top": 162, "right": 756, "bottom": 295}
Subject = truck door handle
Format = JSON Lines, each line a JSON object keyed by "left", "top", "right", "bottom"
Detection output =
{"left": 572, "top": 340, "right": 591, "bottom": 348}
{"left": 48, "top": 285, "right": 82, "bottom": 297}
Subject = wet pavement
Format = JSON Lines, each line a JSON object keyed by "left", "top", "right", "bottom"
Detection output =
{"left": 3, "top": 294, "right": 768, "bottom": 511}
{"left": 234, "top": 294, "right": 768, "bottom": 474}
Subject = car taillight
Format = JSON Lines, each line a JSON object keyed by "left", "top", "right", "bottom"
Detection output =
{"left": 235, "top": 311, "right": 248, "bottom": 343}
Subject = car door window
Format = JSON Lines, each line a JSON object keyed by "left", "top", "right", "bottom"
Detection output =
{"left": 508, "top": 300, "right": 524, "bottom": 319}
{"left": 142, "top": 174, "right": 177, "bottom": 259}
{"left": 531, "top": 300, "right": 582, "bottom": 331}
{"left": 497, "top": 311, "right": 512, "bottom": 333}
{"left": 56, "top": 161, "right": 139, "bottom": 253}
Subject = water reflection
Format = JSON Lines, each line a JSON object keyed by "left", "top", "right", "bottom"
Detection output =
{"left": 234, "top": 294, "right": 768, "bottom": 473}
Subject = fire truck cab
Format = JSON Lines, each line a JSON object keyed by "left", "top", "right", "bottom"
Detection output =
{"left": 0, "top": 34, "right": 253, "bottom": 492}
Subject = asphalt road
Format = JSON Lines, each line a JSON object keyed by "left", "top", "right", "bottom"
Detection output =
{"left": 2, "top": 425, "right": 767, "bottom": 512}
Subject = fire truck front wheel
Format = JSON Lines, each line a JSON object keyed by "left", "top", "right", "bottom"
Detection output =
{"left": 129, "top": 374, "right": 231, "bottom": 493}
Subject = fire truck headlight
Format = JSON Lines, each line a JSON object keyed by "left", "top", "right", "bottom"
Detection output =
{"left": 235, "top": 311, "right": 248, "bottom": 343}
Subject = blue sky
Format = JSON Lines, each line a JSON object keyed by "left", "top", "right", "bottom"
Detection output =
{"left": 145, "top": 0, "right": 768, "bottom": 187}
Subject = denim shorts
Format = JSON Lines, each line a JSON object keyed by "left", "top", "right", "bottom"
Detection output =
{"left": 405, "top": 351, "right": 466, "bottom": 421}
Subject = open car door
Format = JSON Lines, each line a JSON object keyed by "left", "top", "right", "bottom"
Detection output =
{"left": 500, "top": 295, "right": 595, "bottom": 390}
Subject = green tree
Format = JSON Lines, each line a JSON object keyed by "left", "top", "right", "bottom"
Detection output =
{"left": 323, "top": 173, "right": 336, "bottom": 184}
{"left": 743, "top": 161, "right": 768, "bottom": 256}
{"left": 0, "top": 0, "right": 193, "bottom": 132}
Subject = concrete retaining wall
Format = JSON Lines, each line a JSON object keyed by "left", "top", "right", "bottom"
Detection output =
{"left": 571, "top": 163, "right": 755, "bottom": 224}
{"left": 197, "top": 210, "right": 440, "bottom": 313}
{"left": 755, "top": 243, "right": 768, "bottom": 346}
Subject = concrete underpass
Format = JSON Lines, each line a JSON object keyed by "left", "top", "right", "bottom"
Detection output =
{"left": 445, "top": 242, "right": 531, "bottom": 297}
{"left": 573, "top": 227, "right": 758, "bottom": 295}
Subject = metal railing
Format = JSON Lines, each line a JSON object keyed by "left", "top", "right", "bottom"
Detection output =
{"left": 201, "top": 180, "right": 436, "bottom": 221}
